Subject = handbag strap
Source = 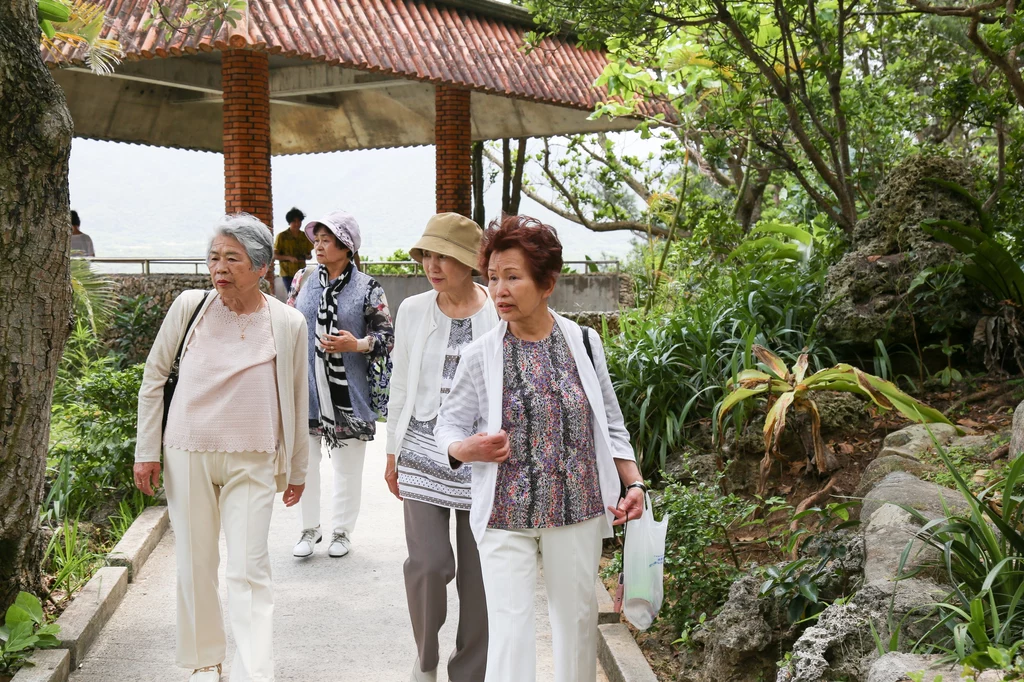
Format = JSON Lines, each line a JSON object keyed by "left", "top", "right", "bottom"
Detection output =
{"left": 172, "top": 291, "right": 212, "bottom": 369}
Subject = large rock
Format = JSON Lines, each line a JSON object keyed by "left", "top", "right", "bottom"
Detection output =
{"left": 862, "top": 504, "right": 942, "bottom": 585}
{"left": 699, "top": 532, "right": 864, "bottom": 682}
{"left": 855, "top": 455, "right": 939, "bottom": 498}
{"left": 819, "top": 156, "right": 983, "bottom": 348}
{"left": 776, "top": 578, "right": 947, "bottom": 682}
{"left": 866, "top": 652, "right": 962, "bottom": 682}
{"left": 879, "top": 424, "right": 959, "bottom": 459}
{"left": 1012, "top": 399, "right": 1024, "bottom": 460}
{"left": 861, "top": 472, "right": 968, "bottom": 522}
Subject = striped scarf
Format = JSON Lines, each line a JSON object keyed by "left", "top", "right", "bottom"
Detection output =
{"left": 314, "top": 262, "right": 354, "bottom": 446}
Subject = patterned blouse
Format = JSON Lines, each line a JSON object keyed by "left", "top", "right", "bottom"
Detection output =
{"left": 489, "top": 325, "right": 605, "bottom": 529}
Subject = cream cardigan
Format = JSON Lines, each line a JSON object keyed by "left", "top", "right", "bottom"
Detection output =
{"left": 434, "top": 312, "right": 636, "bottom": 543}
{"left": 385, "top": 285, "right": 498, "bottom": 455}
{"left": 135, "top": 290, "right": 310, "bottom": 491}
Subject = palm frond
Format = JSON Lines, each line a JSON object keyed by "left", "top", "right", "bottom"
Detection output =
{"left": 70, "top": 259, "right": 118, "bottom": 335}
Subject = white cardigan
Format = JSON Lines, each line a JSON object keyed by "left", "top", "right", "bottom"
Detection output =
{"left": 135, "top": 290, "right": 310, "bottom": 492}
{"left": 385, "top": 286, "right": 498, "bottom": 455}
{"left": 434, "top": 312, "right": 636, "bottom": 542}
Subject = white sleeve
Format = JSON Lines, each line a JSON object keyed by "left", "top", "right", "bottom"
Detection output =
{"left": 434, "top": 346, "right": 485, "bottom": 466}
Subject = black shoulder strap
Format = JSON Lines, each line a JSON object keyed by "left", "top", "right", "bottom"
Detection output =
{"left": 173, "top": 291, "right": 211, "bottom": 365}
{"left": 581, "top": 325, "right": 595, "bottom": 368}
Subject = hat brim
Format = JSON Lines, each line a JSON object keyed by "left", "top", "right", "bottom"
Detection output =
{"left": 409, "top": 235, "right": 480, "bottom": 274}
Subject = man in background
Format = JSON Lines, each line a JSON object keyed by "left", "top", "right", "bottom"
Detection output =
{"left": 274, "top": 206, "right": 313, "bottom": 292}
{"left": 70, "top": 210, "right": 95, "bottom": 257}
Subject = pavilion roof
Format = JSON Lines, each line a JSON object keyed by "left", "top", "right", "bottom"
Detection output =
{"left": 45, "top": 0, "right": 671, "bottom": 118}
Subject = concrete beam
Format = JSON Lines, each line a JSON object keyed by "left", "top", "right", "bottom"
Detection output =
{"left": 269, "top": 64, "right": 417, "bottom": 97}
{"left": 69, "top": 59, "right": 222, "bottom": 94}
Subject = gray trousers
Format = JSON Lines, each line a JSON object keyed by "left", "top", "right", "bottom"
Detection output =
{"left": 403, "top": 499, "right": 488, "bottom": 681}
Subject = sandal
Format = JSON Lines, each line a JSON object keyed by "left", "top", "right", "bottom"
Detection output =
{"left": 189, "top": 663, "right": 222, "bottom": 681}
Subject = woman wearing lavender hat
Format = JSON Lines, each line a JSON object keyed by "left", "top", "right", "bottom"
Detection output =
{"left": 288, "top": 210, "right": 394, "bottom": 559}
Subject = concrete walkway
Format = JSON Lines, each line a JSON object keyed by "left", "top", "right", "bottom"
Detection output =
{"left": 70, "top": 430, "right": 609, "bottom": 682}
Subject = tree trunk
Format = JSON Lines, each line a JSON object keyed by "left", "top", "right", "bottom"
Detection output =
{"left": 508, "top": 138, "right": 527, "bottom": 215}
{"left": 0, "top": 0, "right": 75, "bottom": 612}
{"left": 472, "top": 141, "right": 485, "bottom": 228}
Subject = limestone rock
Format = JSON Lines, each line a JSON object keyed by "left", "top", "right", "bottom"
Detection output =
{"left": 1011, "top": 399, "right": 1024, "bottom": 460}
{"left": 816, "top": 392, "right": 869, "bottom": 434}
{"left": 862, "top": 472, "right": 967, "bottom": 522}
{"left": 819, "top": 155, "right": 983, "bottom": 348}
{"left": 701, "top": 532, "right": 864, "bottom": 682}
{"left": 776, "top": 578, "right": 947, "bottom": 682}
{"left": 856, "top": 455, "right": 939, "bottom": 498}
{"left": 880, "top": 424, "right": 959, "bottom": 458}
{"left": 863, "top": 503, "right": 942, "bottom": 585}
{"left": 865, "top": 652, "right": 962, "bottom": 682}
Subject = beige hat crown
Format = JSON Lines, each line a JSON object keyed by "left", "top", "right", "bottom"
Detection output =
{"left": 410, "top": 213, "right": 483, "bottom": 272}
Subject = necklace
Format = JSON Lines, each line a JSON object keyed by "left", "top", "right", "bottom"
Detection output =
{"left": 233, "top": 300, "right": 264, "bottom": 340}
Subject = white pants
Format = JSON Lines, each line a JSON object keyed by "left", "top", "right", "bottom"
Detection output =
{"left": 477, "top": 516, "right": 604, "bottom": 682}
{"left": 299, "top": 435, "right": 367, "bottom": 535}
{"left": 164, "top": 447, "right": 277, "bottom": 682}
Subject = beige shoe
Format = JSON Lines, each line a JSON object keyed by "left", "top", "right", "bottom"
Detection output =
{"left": 190, "top": 663, "right": 221, "bottom": 681}
{"left": 410, "top": 658, "right": 437, "bottom": 682}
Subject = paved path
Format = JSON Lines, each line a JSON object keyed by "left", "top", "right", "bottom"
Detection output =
{"left": 70, "top": 430, "right": 609, "bottom": 681}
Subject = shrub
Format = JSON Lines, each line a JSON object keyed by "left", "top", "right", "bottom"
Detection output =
{"left": 0, "top": 592, "right": 60, "bottom": 676}
{"left": 105, "top": 294, "right": 165, "bottom": 367}
{"left": 48, "top": 363, "right": 144, "bottom": 518}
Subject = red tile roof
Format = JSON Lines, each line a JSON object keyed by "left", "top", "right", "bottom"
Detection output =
{"left": 46, "top": 0, "right": 673, "bottom": 118}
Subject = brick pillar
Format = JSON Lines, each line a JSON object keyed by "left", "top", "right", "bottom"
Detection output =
{"left": 222, "top": 49, "right": 272, "bottom": 228}
{"left": 435, "top": 86, "right": 472, "bottom": 217}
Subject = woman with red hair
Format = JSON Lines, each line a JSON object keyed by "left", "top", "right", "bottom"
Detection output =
{"left": 435, "top": 215, "right": 645, "bottom": 682}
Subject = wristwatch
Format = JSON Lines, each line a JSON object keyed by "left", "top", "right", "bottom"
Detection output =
{"left": 625, "top": 481, "right": 647, "bottom": 494}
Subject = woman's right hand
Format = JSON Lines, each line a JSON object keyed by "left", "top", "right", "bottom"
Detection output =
{"left": 384, "top": 454, "right": 402, "bottom": 500}
{"left": 451, "top": 431, "right": 510, "bottom": 463}
{"left": 134, "top": 462, "right": 162, "bottom": 496}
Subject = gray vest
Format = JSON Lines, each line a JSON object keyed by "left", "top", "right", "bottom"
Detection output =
{"left": 296, "top": 266, "right": 377, "bottom": 425}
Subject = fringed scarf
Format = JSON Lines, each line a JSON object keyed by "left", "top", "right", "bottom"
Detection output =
{"left": 314, "top": 262, "right": 354, "bottom": 446}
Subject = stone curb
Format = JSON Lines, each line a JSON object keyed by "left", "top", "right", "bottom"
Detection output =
{"left": 594, "top": 582, "right": 659, "bottom": 682}
{"left": 8, "top": 649, "right": 71, "bottom": 682}
{"left": 11, "top": 506, "right": 170, "bottom": 682}
{"left": 106, "top": 505, "right": 169, "bottom": 581}
{"left": 54, "top": 566, "right": 129, "bottom": 670}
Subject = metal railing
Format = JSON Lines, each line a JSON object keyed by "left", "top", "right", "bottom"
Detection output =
{"left": 76, "top": 257, "right": 620, "bottom": 274}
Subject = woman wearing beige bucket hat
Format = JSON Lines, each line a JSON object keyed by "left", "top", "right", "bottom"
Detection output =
{"left": 385, "top": 212, "right": 498, "bottom": 682}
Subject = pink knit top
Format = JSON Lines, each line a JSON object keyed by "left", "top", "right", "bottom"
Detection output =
{"left": 163, "top": 297, "right": 281, "bottom": 454}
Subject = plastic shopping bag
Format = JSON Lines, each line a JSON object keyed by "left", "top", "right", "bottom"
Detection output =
{"left": 621, "top": 492, "right": 669, "bottom": 631}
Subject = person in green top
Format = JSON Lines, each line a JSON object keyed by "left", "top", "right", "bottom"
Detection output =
{"left": 275, "top": 207, "right": 314, "bottom": 292}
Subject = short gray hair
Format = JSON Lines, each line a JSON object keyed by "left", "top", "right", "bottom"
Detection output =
{"left": 209, "top": 213, "right": 274, "bottom": 271}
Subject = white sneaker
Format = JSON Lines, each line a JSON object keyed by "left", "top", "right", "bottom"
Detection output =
{"left": 328, "top": 531, "right": 351, "bottom": 558}
{"left": 410, "top": 658, "right": 437, "bottom": 682}
{"left": 293, "top": 527, "right": 322, "bottom": 558}
{"left": 189, "top": 663, "right": 221, "bottom": 681}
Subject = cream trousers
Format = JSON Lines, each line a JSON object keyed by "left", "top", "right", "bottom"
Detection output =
{"left": 164, "top": 447, "right": 277, "bottom": 682}
{"left": 299, "top": 435, "right": 367, "bottom": 535}
{"left": 477, "top": 516, "right": 605, "bottom": 682}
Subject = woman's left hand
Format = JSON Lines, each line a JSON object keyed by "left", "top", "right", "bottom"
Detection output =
{"left": 609, "top": 487, "right": 645, "bottom": 526}
{"left": 319, "top": 331, "right": 359, "bottom": 354}
{"left": 282, "top": 483, "right": 305, "bottom": 507}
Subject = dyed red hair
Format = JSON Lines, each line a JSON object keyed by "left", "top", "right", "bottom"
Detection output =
{"left": 479, "top": 215, "right": 563, "bottom": 289}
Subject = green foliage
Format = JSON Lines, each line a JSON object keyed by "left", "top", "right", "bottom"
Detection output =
{"left": 70, "top": 258, "right": 117, "bottom": 336}
{"left": 647, "top": 473, "right": 757, "bottom": 633}
{"left": 606, "top": 218, "right": 839, "bottom": 477}
{"left": 43, "top": 520, "right": 102, "bottom": 603}
{"left": 0, "top": 592, "right": 60, "bottom": 676}
{"left": 899, "top": 441, "right": 1024, "bottom": 664}
{"left": 362, "top": 249, "right": 420, "bottom": 276}
{"left": 105, "top": 294, "right": 165, "bottom": 368}
{"left": 48, "top": 363, "right": 144, "bottom": 518}
{"left": 717, "top": 344, "right": 954, "bottom": 491}
{"left": 921, "top": 182, "right": 1024, "bottom": 308}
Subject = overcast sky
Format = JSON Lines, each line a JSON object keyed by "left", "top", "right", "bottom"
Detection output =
{"left": 69, "top": 138, "right": 640, "bottom": 272}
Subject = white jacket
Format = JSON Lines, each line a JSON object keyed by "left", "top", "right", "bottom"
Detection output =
{"left": 135, "top": 290, "right": 310, "bottom": 492}
{"left": 434, "top": 311, "right": 636, "bottom": 542}
{"left": 385, "top": 286, "right": 498, "bottom": 455}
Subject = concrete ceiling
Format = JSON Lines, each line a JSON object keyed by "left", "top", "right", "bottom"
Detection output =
{"left": 53, "top": 56, "right": 639, "bottom": 155}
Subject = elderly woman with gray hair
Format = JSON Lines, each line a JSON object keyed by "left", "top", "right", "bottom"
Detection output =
{"left": 133, "top": 214, "right": 309, "bottom": 682}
